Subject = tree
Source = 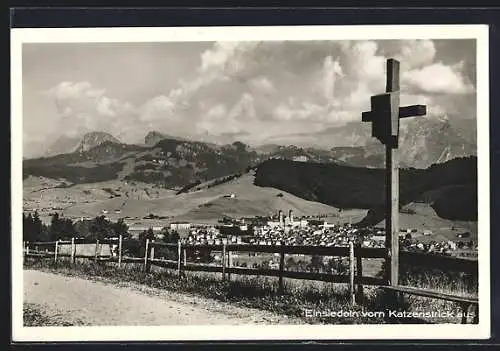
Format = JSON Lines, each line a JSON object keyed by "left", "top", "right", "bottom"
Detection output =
{"left": 88, "top": 216, "right": 114, "bottom": 240}
{"left": 139, "top": 228, "right": 155, "bottom": 242}
{"left": 34, "top": 212, "right": 49, "bottom": 241}
{"left": 24, "top": 211, "right": 49, "bottom": 242}
{"left": 134, "top": 228, "right": 155, "bottom": 258}
{"left": 23, "top": 213, "right": 35, "bottom": 242}
{"left": 59, "top": 217, "right": 77, "bottom": 240}
{"left": 170, "top": 230, "right": 180, "bottom": 243}
{"left": 112, "top": 218, "right": 129, "bottom": 238}
{"left": 46, "top": 213, "right": 76, "bottom": 241}
{"left": 160, "top": 226, "right": 171, "bottom": 243}
{"left": 75, "top": 220, "right": 91, "bottom": 238}
{"left": 47, "top": 213, "right": 76, "bottom": 240}
{"left": 23, "top": 213, "right": 32, "bottom": 239}
{"left": 48, "top": 213, "right": 60, "bottom": 241}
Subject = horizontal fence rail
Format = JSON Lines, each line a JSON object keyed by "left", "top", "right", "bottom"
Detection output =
{"left": 24, "top": 240, "right": 478, "bottom": 272}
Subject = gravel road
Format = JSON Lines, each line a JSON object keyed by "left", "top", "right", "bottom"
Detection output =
{"left": 24, "top": 269, "right": 303, "bottom": 326}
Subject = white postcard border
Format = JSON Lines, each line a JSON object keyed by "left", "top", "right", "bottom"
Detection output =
{"left": 11, "top": 24, "right": 490, "bottom": 342}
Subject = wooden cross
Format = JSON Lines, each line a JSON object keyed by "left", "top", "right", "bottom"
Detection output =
{"left": 362, "top": 58, "right": 427, "bottom": 286}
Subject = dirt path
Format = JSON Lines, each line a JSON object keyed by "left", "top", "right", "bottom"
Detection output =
{"left": 24, "top": 269, "right": 302, "bottom": 326}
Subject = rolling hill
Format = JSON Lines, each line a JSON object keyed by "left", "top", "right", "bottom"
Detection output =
{"left": 24, "top": 136, "right": 350, "bottom": 188}
{"left": 23, "top": 172, "right": 343, "bottom": 226}
{"left": 172, "top": 172, "right": 340, "bottom": 223}
{"left": 254, "top": 156, "right": 477, "bottom": 224}
{"left": 23, "top": 166, "right": 476, "bottom": 241}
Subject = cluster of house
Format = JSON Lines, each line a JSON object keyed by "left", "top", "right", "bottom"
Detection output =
{"left": 179, "top": 210, "right": 368, "bottom": 247}
{"left": 185, "top": 230, "right": 243, "bottom": 245}
{"left": 402, "top": 238, "right": 477, "bottom": 256}
{"left": 175, "top": 209, "right": 477, "bottom": 259}
{"left": 248, "top": 224, "right": 367, "bottom": 247}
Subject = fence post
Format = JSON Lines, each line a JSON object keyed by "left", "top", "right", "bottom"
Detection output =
{"left": 227, "top": 249, "right": 233, "bottom": 281}
{"left": 23, "top": 241, "right": 26, "bottom": 255}
{"left": 460, "top": 303, "right": 469, "bottom": 324}
{"left": 95, "top": 239, "right": 100, "bottom": 261}
{"left": 473, "top": 304, "right": 479, "bottom": 324}
{"left": 118, "top": 234, "right": 123, "bottom": 268}
{"left": 355, "top": 244, "right": 364, "bottom": 304}
{"left": 349, "top": 241, "right": 355, "bottom": 305}
{"left": 177, "top": 241, "right": 182, "bottom": 277}
{"left": 70, "top": 237, "right": 75, "bottom": 264}
{"left": 144, "top": 238, "right": 150, "bottom": 273}
{"left": 26, "top": 242, "right": 30, "bottom": 255}
{"left": 54, "top": 240, "right": 59, "bottom": 263}
{"left": 222, "top": 242, "right": 227, "bottom": 281}
{"left": 150, "top": 243, "right": 155, "bottom": 261}
{"left": 278, "top": 250, "right": 285, "bottom": 294}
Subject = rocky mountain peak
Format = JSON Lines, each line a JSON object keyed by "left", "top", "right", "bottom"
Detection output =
{"left": 76, "top": 132, "right": 121, "bottom": 153}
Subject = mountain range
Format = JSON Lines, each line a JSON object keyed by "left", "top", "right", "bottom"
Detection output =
{"left": 23, "top": 116, "right": 477, "bottom": 213}
{"left": 22, "top": 119, "right": 478, "bottom": 223}
{"left": 38, "top": 115, "right": 476, "bottom": 169}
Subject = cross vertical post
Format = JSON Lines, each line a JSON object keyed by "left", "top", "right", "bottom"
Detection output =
{"left": 386, "top": 58, "right": 400, "bottom": 286}
{"left": 361, "top": 58, "right": 427, "bottom": 287}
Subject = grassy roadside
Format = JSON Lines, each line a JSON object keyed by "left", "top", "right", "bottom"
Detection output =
{"left": 23, "top": 257, "right": 466, "bottom": 324}
{"left": 23, "top": 302, "right": 87, "bottom": 327}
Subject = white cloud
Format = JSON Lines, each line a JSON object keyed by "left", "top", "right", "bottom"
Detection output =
{"left": 34, "top": 40, "right": 475, "bottom": 152}
{"left": 96, "top": 96, "right": 116, "bottom": 117}
{"left": 175, "top": 39, "right": 474, "bottom": 141}
{"left": 139, "top": 95, "right": 176, "bottom": 122}
{"left": 341, "top": 41, "right": 385, "bottom": 83}
{"left": 248, "top": 76, "right": 277, "bottom": 94}
{"left": 45, "top": 81, "right": 105, "bottom": 101}
{"left": 400, "top": 93, "right": 432, "bottom": 106}
{"left": 207, "top": 104, "right": 227, "bottom": 119}
{"left": 403, "top": 62, "right": 474, "bottom": 94}
{"left": 228, "top": 93, "right": 257, "bottom": 121}
{"left": 400, "top": 93, "right": 448, "bottom": 118}
{"left": 272, "top": 101, "right": 355, "bottom": 125}
{"left": 43, "top": 81, "right": 138, "bottom": 141}
{"left": 397, "top": 39, "right": 437, "bottom": 69}
{"left": 321, "top": 56, "right": 343, "bottom": 104}
{"left": 61, "top": 106, "right": 73, "bottom": 117}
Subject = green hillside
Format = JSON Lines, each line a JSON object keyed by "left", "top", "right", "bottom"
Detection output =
{"left": 254, "top": 157, "right": 477, "bottom": 223}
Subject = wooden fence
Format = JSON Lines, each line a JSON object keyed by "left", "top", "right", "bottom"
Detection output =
{"left": 23, "top": 237, "right": 479, "bottom": 323}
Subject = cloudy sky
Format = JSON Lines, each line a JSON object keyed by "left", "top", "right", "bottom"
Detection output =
{"left": 22, "top": 39, "right": 476, "bottom": 158}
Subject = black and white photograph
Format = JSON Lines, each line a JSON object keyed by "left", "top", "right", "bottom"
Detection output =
{"left": 11, "top": 24, "right": 490, "bottom": 341}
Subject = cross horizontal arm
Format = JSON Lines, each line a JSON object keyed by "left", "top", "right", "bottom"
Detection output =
{"left": 362, "top": 104, "right": 427, "bottom": 122}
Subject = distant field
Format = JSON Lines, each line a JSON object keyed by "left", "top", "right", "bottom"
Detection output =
{"left": 23, "top": 174, "right": 477, "bottom": 245}
{"left": 23, "top": 174, "right": 341, "bottom": 224}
